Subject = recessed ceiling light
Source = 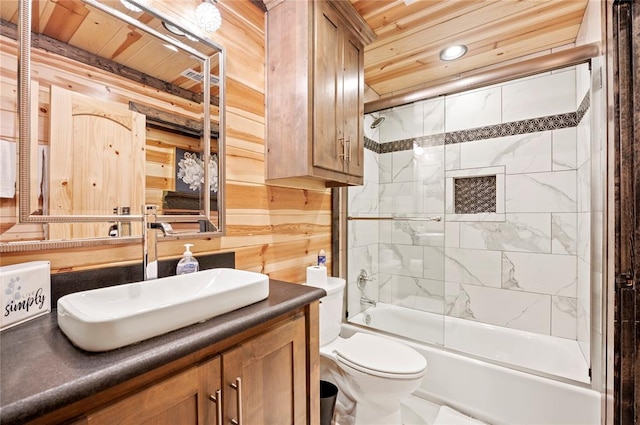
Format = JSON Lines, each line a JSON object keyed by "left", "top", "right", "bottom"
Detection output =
{"left": 162, "top": 21, "right": 185, "bottom": 37}
{"left": 120, "top": 0, "right": 142, "bottom": 13}
{"left": 162, "top": 21, "right": 198, "bottom": 43}
{"left": 439, "top": 44, "right": 468, "bottom": 61}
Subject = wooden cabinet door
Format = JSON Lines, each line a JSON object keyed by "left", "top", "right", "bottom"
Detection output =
{"left": 222, "top": 316, "right": 307, "bottom": 425}
{"left": 83, "top": 357, "right": 222, "bottom": 425}
{"left": 314, "top": 0, "right": 365, "bottom": 179}
{"left": 313, "top": 1, "right": 345, "bottom": 175}
{"left": 342, "top": 33, "right": 364, "bottom": 179}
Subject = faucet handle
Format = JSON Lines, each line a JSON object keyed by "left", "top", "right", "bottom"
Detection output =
{"left": 357, "top": 269, "right": 373, "bottom": 290}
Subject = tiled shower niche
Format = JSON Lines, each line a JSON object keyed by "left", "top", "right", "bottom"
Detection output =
{"left": 454, "top": 176, "right": 497, "bottom": 214}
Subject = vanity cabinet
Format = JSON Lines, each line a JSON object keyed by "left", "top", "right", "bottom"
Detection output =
{"left": 265, "top": 0, "right": 375, "bottom": 189}
{"left": 46, "top": 312, "right": 315, "bottom": 425}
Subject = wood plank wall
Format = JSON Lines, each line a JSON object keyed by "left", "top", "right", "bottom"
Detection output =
{"left": 0, "top": 0, "right": 332, "bottom": 283}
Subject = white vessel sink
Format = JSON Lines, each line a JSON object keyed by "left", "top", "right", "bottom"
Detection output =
{"left": 57, "top": 268, "right": 269, "bottom": 352}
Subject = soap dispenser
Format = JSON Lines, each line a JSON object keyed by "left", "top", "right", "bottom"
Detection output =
{"left": 176, "top": 244, "right": 199, "bottom": 275}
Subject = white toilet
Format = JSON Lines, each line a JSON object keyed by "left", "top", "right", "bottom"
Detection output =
{"left": 309, "top": 277, "right": 427, "bottom": 425}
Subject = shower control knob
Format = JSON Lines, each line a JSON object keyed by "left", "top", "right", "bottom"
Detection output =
{"left": 357, "top": 270, "right": 373, "bottom": 289}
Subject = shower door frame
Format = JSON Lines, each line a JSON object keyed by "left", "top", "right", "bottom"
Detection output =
{"left": 334, "top": 42, "right": 605, "bottom": 387}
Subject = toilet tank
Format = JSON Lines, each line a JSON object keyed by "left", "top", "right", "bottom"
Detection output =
{"left": 306, "top": 277, "right": 345, "bottom": 346}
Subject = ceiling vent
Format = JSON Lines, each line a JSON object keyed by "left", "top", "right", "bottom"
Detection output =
{"left": 180, "top": 68, "right": 219, "bottom": 86}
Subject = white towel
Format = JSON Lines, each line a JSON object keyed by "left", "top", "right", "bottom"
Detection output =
{"left": 0, "top": 139, "right": 16, "bottom": 198}
{"left": 433, "top": 406, "right": 488, "bottom": 425}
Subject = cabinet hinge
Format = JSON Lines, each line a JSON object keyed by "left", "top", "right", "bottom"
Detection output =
{"left": 616, "top": 271, "right": 635, "bottom": 289}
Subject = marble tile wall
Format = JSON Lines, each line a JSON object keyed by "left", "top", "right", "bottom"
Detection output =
{"left": 348, "top": 65, "right": 595, "bottom": 344}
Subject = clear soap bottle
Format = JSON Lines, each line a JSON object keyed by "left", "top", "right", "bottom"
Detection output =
{"left": 176, "top": 243, "right": 199, "bottom": 275}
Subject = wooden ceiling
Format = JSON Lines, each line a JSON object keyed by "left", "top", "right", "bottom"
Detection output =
{"left": 2, "top": 0, "right": 590, "bottom": 100}
{"left": 349, "top": 0, "right": 590, "bottom": 98}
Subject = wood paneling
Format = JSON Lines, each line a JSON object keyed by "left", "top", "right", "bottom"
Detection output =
{"left": 0, "top": 0, "right": 332, "bottom": 283}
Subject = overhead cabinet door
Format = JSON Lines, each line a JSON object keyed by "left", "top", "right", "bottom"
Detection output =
{"left": 314, "top": 2, "right": 343, "bottom": 174}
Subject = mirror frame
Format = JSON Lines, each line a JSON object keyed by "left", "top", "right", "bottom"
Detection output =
{"left": 9, "top": 0, "right": 225, "bottom": 250}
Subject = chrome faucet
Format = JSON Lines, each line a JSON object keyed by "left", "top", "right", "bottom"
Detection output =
{"left": 143, "top": 205, "right": 170, "bottom": 280}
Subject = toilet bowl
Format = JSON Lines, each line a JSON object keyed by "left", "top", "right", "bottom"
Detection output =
{"left": 307, "top": 277, "right": 427, "bottom": 425}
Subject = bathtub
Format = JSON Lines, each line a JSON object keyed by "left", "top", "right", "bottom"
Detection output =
{"left": 346, "top": 303, "right": 600, "bottom": 425}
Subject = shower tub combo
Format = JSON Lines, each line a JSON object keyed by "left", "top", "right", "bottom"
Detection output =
{"left": 346, "top": 60, "right": 605, "bottom": 425}
{"left": 347, "top": 304, "right": 600, "bottom": 425}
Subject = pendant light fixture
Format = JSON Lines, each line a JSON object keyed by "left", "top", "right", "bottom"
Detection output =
{"left": 196, "top": 0, "right": 222, "bottom": 33}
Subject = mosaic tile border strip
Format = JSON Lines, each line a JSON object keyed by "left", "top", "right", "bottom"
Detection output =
{"left": 367, "top": 134, "right": 444, "bottom": 154}
{"left": 576, "top": 90, "right": 590, "bottom": 123}
{"left": 366, "top": 90, "right": 591, "bottom": 153}
{"left": 364, "top": 136, "right": 380, "bottom": 153}
{"left": 444, "top": 112, "right": 578, "bottom": 145}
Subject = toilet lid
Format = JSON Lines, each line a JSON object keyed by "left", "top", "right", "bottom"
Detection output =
{"left": 335, "top": 333, "right": 427, "bottom": 377}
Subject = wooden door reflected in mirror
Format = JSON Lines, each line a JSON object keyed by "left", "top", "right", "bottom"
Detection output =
{"left": 48, "top": 86, "right": 146, "bottom": 239}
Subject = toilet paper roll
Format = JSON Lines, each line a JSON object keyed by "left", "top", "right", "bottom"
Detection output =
{"left": 306, "top": 265, "right": 327, "bottom": 286}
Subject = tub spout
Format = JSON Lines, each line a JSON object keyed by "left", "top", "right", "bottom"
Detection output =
{"left": 360, "top": 296, "right": 377, "bottom": 309}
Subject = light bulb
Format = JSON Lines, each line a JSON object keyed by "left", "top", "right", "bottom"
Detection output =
{"left": 196, "top": 1, "right": 222, "bottom": 33}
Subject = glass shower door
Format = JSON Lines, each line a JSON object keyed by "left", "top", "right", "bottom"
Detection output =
{"left": 347, "top": 98, "right": 446, "bottom": 346}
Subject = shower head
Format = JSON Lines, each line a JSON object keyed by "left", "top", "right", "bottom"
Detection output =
{"left": 370, "top": 116, "right": 385, "bottom": 129}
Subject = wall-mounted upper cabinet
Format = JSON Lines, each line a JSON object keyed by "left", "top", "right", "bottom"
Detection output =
{"left": 265, "top": 0, "right": 375, "bottom": 189}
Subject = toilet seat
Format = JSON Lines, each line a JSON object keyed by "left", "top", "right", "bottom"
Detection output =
{"left": 334, "top": 333, "right": 427, "bottom": 380}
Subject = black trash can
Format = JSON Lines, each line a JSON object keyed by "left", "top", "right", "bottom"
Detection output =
{"left": 320, "top": 380, "right": 338, "bottom": 425}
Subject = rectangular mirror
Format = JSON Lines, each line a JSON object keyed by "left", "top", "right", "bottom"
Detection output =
{"left": 0, "top": 0, "right": 225, "bottom": 249}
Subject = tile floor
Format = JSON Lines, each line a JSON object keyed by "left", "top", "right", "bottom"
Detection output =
{"left": 401, "top": 395, "right": 441, "bottom": 424}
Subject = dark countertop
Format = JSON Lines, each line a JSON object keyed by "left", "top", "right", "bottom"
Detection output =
{"left": 0, "top": 279, "right": 325, "bottom": 425}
